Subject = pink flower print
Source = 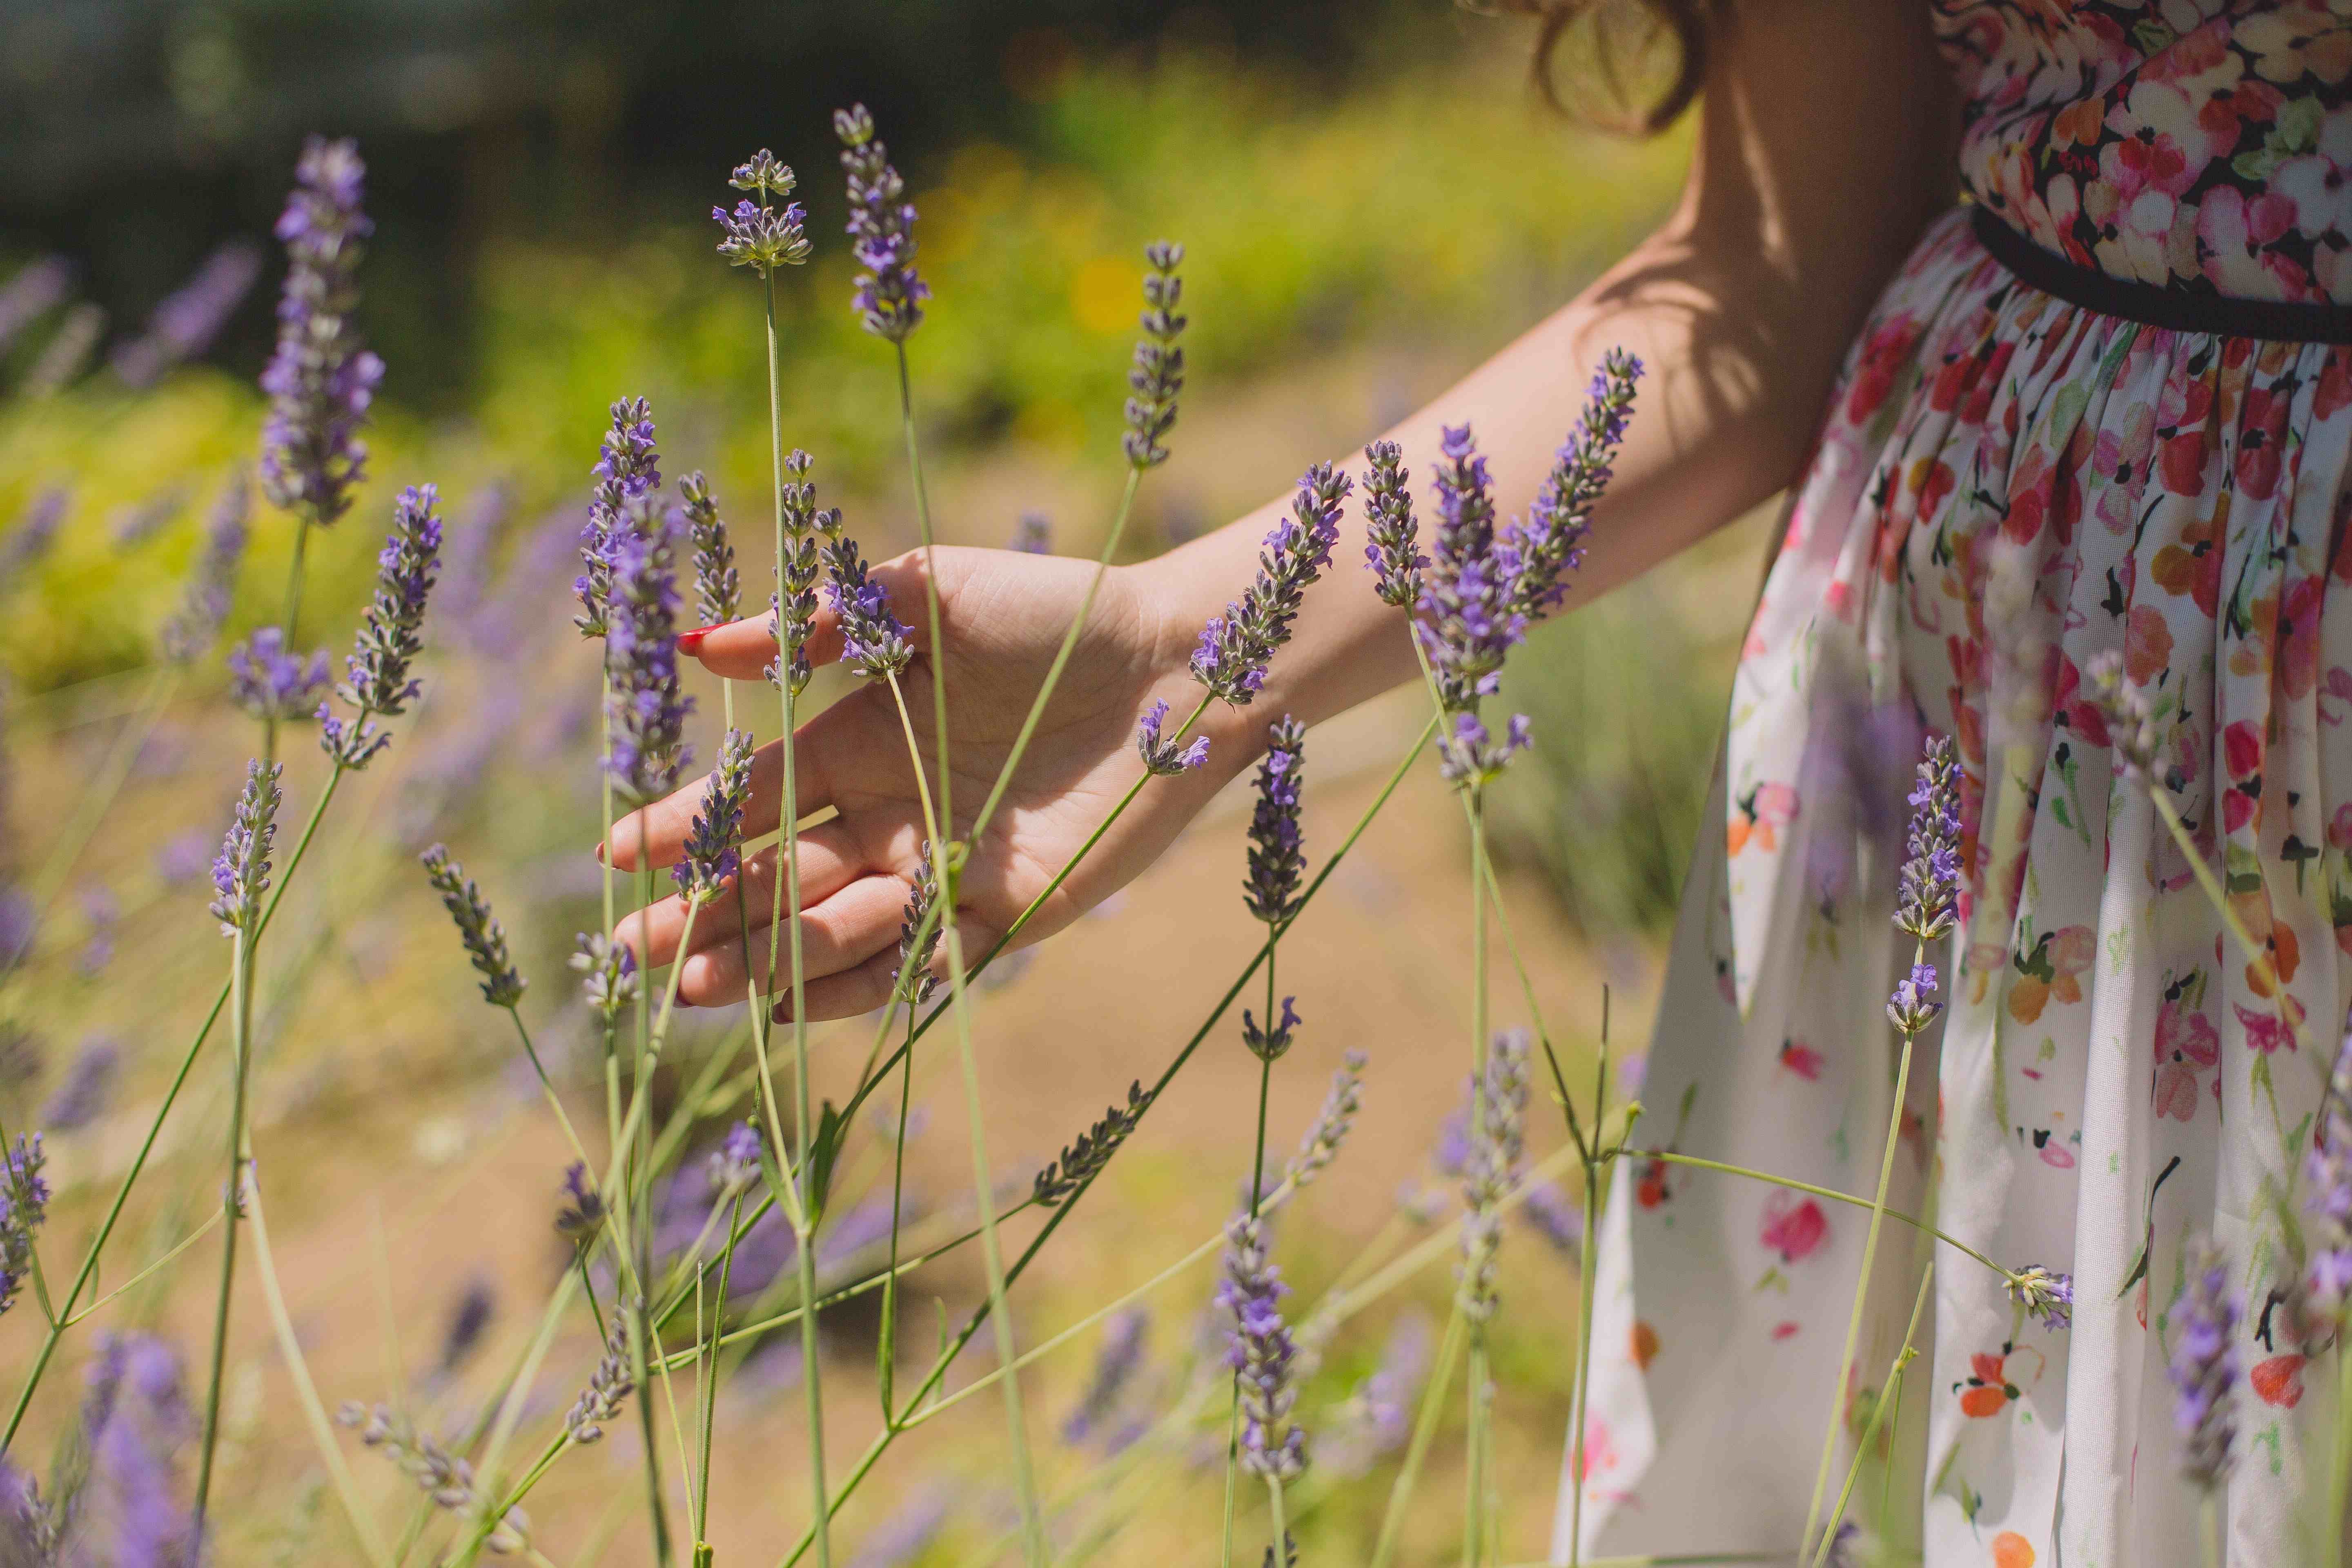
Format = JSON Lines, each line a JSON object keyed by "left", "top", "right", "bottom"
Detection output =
{"left": 1778, "top": 1040, "right": 1824, "bottom": 1081}
{"left": 2154, "top": 1060, "right": 2202, "bottom": 1121}
{"left": 2275, "top": 151, "right": 2351, "bottom": 246}
{"left": 1760, "top": 1192, "right": 1829, "bottom": 1264}
{"left": 2199, "top": 186, "right": 2303, "bottom": 299}
{"left": 2156, "top": 996, "right": 2222, "bottom": 1069}
{"left": 2236, "top": 1001, "right": 2298, "bottom": 1055}
{"left": 1572, "top": 1413, "right": 1619, "bottom": 1480}
{"left": 2276, "top": 575, "right": 2322, "bottom": 699}
{"left": 2331, "top": 800, "right": 2352, "bottom": 851}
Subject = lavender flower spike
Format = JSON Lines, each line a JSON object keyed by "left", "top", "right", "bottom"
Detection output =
{"left": 112, "top": 239, "right": 263, "bottom": 389}
{"left": 2303, "top": 1025, "right": 2352, "bottom": 1327}
{"left": 1218, "top": 1213, "right": 1306, "bottom": 1480}
{"left": 836, "top": 105, "right": 929, "bottom": 343}
{"left": 571, "top": 933, "right": 639, "bottom": 1022}
{"left": 1896, "top": 735, "right": 1962, "bottom": 942}
{"left": 574, "top": 396, "right": 662, "bottom": 638}
{"left": 1191, "top": 465, "right": 1350, "bottom": 704}
{"left": 604, "top": 497, "right": 694, "bottom": 804}
{"left": 258, "top": 137, "right": 383, "bottom": 528}
{"left": 708, "top": 1121, "right": 762, "bottom": 1198}
{"left": 2085, "top": 649, "right": 2167, "bottom": 777}
{"left": 227, "top": 626, "right": 330, "bottom": 723}
{"left": 1242, "top": 996, "right": 1301, "bottom": 1064}
{"left": 1123, "top": 241, "right": 1187, "bottom": 469}
{"left": 1062, "top": 1306, "right": 1149, "bottom": 1446}
{"left": 566, "top": 1299, "right": 638, "bottom": 1443}
{"left": 824, "top": 530, "right": 914, "bottom": 680}
{"left": 1136, "top": 699, "right": 1210, "bottom": 777}
{"left": 1011, "top": 511, "right": 1053, "bottom": 554}
{"left": 2007, "top": 1265, "right": 2074, "bottom": 1332}
{"left": 676, "top": 728, "right": 755, "bottom": 902}
{"left": 2169, "top": 1234, "right": 2239, "bottom": 1487}
{"left": 322, "top": 482, "right": 443, "bottom": 768}
{"left": 1885, "top": 962, "right": 1943, "bottom": 1036}
{"left": 712, "top": 158, "right": 812, "bottom": 277}
{"left": 1033, "top": 1082, "right": 1155, "bottom": 1206}
{"left": 1245, "top": 715, "right": 1307, "bottom": 923}
{"left": 1436, "top": 710, "right": 1531, "bottom": 790}
{"left": 1281, "top": 1049, "right": 1368, "bottom": 1192}
{"left": 208, "top": 761, "right": 283, "bottom": 937}
{"left": 1459, "top": 1029, "right": 1530, "bottom": 1323}
{"left": 1506, "top": 347, "right": 1641, "bottom": 621}
{"left": 420, "top": 846, "right": 526, "bottom": 1008}
{"left": 895, "top": 842, "right": 943, "bottom": 1004}
{"left": 679, "top": 471, "right": 739, "bottom": 625}
{"left": 555, "top": 1162, "right": 607, "bottom": 1243}
{"left": 1361, "top": 439, "right": 1423, "bottom": 608}
{"left": 0, "top": 488, "right": 69, "bottom": 579}
{"left": 771, "top": 448, "right": 826, "bottom": 694}
{"left": 0, "top": 1135, "right": 49, "bottom": 1319}
{"left": 159, "top": 470, "right": 251, "bottom": 664}
{"left": 1415, "top": 423, "right": 1519, "bottom": 714}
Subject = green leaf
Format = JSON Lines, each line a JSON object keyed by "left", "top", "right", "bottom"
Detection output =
{"left": 806, "top": 1098, "right": 850, "bottom": 1224}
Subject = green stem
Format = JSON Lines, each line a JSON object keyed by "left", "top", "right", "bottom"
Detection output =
{"left": 2331, "top": 1339, "right": 2352, "bottom": 1568}
{"left": 633, "top": 850, "right": 675, "bottom": 1568}
{"left": 1567, "top": 1132, "right": 1601, "bottom": 1566}
{"left": 1643, "top": 1152, "right": 2011, "bottom": 1282}
{"left": 892, "top": 343, "right": 952, "bottom": 849}
{"left": 695, "top": 1191, "right": 743, "bottom": 1554}
{"left": 1811, "top": 1263, "right": 1933, "bottom": 1567}
{"left": 1371, "top": 1301, "right": 1467, "bottom": 1568}
{"left": 190, "top": 921, "right": 255, "bottom": 1530}
{"left": 1799, "top": 940, "right": 1926, "bottom": 1556}
{"left": 878, "top": 1005, "right": 915, "bottom": 1422}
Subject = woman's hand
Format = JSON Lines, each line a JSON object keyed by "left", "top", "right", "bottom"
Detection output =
{"left": 606, "top": 544, "right": 1242, "bottom": 1019}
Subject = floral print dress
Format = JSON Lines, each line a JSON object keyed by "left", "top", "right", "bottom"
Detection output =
{"left": 1562, "top": 5, "right": 2352, "bottom": 1565}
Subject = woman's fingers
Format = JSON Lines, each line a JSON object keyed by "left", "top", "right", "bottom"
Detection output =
{"left": 772, "top": 946, "right": 903, "bottom": 1023}
{"left": 614, "top": 829, "right": 865, "bottom": 969}
{"left": 672, "top": 871, "right": 908, "bottom": 1007}
{"left": 606, "top": 729, "right": 835, "bottom": 871}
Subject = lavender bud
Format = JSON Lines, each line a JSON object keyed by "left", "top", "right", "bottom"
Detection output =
{"left": 111, "top": 239, "right": 263, "bottom": 389}
{"left": 1190, "top": 465, "right": 1350, "bottom": 704}
{"left": 1415, "top": 424, "right": 1520, "bottom": 714}
{"left": 436, "top": 1275, "right": 496, "bottom": 1376}
{"left": 41, "top": 1038, "right": 117, "bottom": 1131}
{"left": 1011, "top": 511, "right": 1053, "bottom": 555}
{"left": 769, "top": 449, "right": 826, "bottom": 694}
{"left": 712, "top": 197, "right": 812, "bottom": 277}
{"left": 0, "top": 1135, "right": 48, "bottom": 1319}
{"left": 675, "top": 728, "right": 755, "bottom": 903}
{"left": 895, "top": 842, "right": 943, "bottom": 1004}
{"left": 1459, "top": 1030, "right": 1530, "bottom": 1323}
{"left": 160, "top": 471, "right": 251, "bottom": 664}
{"left": 707, "top": 1121, "right": 763, "bottom": 1198}
{"left": 565, "top": 1299, "right": 638, "bottom": 1443}
{"left": 555, "top": 1161, "right": 607, "bottom": 1243}
{"left": 0, "top": 488, "right": 69, "bottom": 579}
{"left": 1320, "top": 1310, "right": 1433, "bottom": 1477}
{"left": 1504, "top": 348, "right": 1640, "bottom": 621}
{"left": 258, "top": 137, "right": 383, "bottom": 528}
{"left": 1123, "top": 241, "right": 1187, "bottom": 469}
{"left": 420, "top": 846, "right": 527, "bottom": 1008}
{"left": 339, "top": 1399, "right": 532, "bottom": 1550}
{"left": 1885, "top": 961, "right": 1943, "bottom": 1036}
{"left": 570, "top": 933, "right": 639, "bottom": 1021}
{"left": 2007, "top": 1265, "right": 2074, "bottom": 1332}
{"left": 1244, "top": 715, "right": 1307, "bottom": 922}
{"left": 574, "top": 396, "right": 662, "bottom": 639}
{"left": 1218, "top": 1214, "right": 1306, "bottom": 1480}
{"left": 321, "top": 483, "right": 443, "bottom": 768}
{"left": 1241, "top": 996, "right": 1302, "bottom": 1064}
{"left": 1361, "top": 439, "right": 1423, "bottom": 608}
{"left": 679, "top": 472, "right": 739, "bottom": 625}
{"left": 1435, "top": 710, "right": 1531, "bottom": 790}
{"left": 823, "top": 531, "right": 914, "bottom": 681}
{"left": 207, "top": 760, "right": 283, "bottom": 937}
{"left": 2085, "top": 648, "right": 2168, "bottom": 777}
{"left": 1033, "top": 1082, "right": 1155, "bottom": 1206}
{"left": 1895, "top": 735, "right": 1962, "bottom": 942}
{"left": 2169, "top": 1235, "right": 2239, "bottom": 1488}
{"left": 604, "top": 497, "right": 694, "bottom": 804}
{"left": 835, "top": 105, "right": 929, "bottom": 343}
{"left": 1062, "top": 1306, "right": 1149, "bottom": 1447}
{"left": 1281, "top": 1049, "right": 1367, "bottom": 1192}
{"left": 1136, "top": 699, "right": 1209, "bottom": 777}
{"left": 2305, "top": 1028, "right": 2352, "bottom": 1327}
{"left": 1519, "top": 1179, "right": 1585, "bottom": 1254}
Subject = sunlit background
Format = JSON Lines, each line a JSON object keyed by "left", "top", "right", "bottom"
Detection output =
{"left": 0, "top": 2, "right": 1766, "bottom": 1561}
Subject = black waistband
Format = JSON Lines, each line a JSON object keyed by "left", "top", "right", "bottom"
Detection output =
{"left": 1969, "top": 204, "right": 2352, "bottom": 345}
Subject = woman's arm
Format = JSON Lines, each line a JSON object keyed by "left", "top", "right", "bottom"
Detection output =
{"left": 1163, "top": 0, "right": 1961, "bottom": 753}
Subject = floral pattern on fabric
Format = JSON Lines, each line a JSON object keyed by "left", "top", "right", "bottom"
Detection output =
{"left": 1558, "top": 202, "right": 2352, "bottom": 1567}
{"left": 1936, "top": 0, "right": 2352, "bottom": 304}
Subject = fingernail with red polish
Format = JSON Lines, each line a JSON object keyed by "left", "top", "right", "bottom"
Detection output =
{"left": 679, "top": 626, "right": 712, "bottom": 656}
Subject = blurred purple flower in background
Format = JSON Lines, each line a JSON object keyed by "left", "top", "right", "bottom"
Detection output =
{"left": 111, "top": 239, "right": 263, "bottom": 389}
{"left": 0, "top": 257, "right": 71, "bottom": 356}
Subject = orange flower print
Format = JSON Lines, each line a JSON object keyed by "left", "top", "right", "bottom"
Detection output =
{"left": 2124, "top": 604, "right": 2173, "bottom": 684}
{"left": 2150, "top": 495, "right": 2225, "bottom": 615}
{"left": 1630, "top": 1321, "right": 1660, "bottom": 1371}
{"left": 1992, "top": 1532, "right": 2037, "bottom": 1568}
{"left": 1954, "top": 1340, "right": 2042, "bottom": 1417}
{"left": 2007, "top": 924, "right": 2094, "bottom": 1025}
{"left": 2251, "top": 1354, "right": 2306, "bottom": 1409}
{"left": 1728, "top": 782, "right": 1797, "bottom": 858}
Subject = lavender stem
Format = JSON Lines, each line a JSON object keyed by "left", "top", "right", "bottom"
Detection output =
{"left": 1811, "top": 1265, "right": 1933, "bottom": 1568}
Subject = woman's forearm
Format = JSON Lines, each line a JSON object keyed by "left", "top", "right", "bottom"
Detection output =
{"left": 1137, "top": 0, "right": 1960, "bottom": 759}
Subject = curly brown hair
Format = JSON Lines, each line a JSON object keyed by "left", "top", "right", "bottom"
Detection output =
{"left": 1489, "top": 0, "right": 1723, "bottom": 136}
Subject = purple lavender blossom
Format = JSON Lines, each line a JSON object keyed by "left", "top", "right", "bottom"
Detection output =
{"left": 1190, "top": 465, "right": 1350, "bottom": 704}
{"left": 1244, "top": 715, "right": 1307, "bottom": 924}
{"left": 2308, "top": 1029, "right": 2352, "bottom": 1327}
{"left": 1504, "top": 349, "right": 1640, "bottom": 621}
{"left": 0, "top": 257, "right": 70, "bottom": 355}
{"left": 1280, "top": 1048, "right": 1367, "bottom": 1192}
{"left": 258, "top": 137, "right": 383, "bottom": 528}
{"left": 1062, "top": 1306, "right": 1149, "bottom": 1446}
{"left": 110, "top": 481, "right": 192, "bottom": 548}
{"left": 2170, "top": 1234, "right": 2239, "bottom": 1487}
{"left": 771, "top": 449, "right": 828, "bottom": 695}
{"left": 78, "top": 883, "right": 118, "bottom": 977}
{"left": 0, "top": 1135, "right": 47, "bottom": 1318}
{"left": 207, "top": 760, "right": 283, "bottom": 937}
{"left": 711, "top": 184, "right": 812, "bottom": 276}
{"left": 707, "top": 1120, "right": 763, "bottom": 1198}
{"left": 1435, "top": 710, "right": 1531, "bottom": 789}
{"left": 1136, "top": 699, "right": 1211, "bottom": 777}
{"left": 1241, "top": 996, "right": 1301, "bottom": 1065}
{"left": 845, "top": 1485, "right": 954, "bottom": 1568}
{"left": 0, "top": 1457, "right": 56, "bottom": 1560}
{"left": 156, "top": 831, "right": 211, "bottom": 888}
{"left": 895, "top": 842, "right": 943, "bottom": 1005}
{"left": 823, "top": 532, "right": 913, "bottom": 680}
{"left": 321, "top": 482, "right": 443, "bottom": 768}
{"left": 435, "top": 1274, "right": 496, "bottom": 1376}
{"left": 675, "top": 728, "right": 754, "bottom": 902}
{"left": 432, "top": 479, "right": 508, "bottom": 631}
{"left": 1217, "top": 1213, "right": 1305, "bottom": 1480}
{"left": 1520, "top": 1179, "right": 1585, "bottom": 1254}
{"left": 566, "top": 1304, "right": 636, "bottom": 1444}
{"left": 79, "top": 1333, "right": 196, "bottom": 1564}
{"left": 835, "top": 105, "right": 930, "bottom": 343}
{"left": 0, "top": 488, "right": 69, "bottom": 579}
{"left": 0, "top": 891, "right": 36, "bottom": 972}
{"left": 1033, "top": 1082, "right": 1155, "bottom": 1207}
{"left": 730, "top": 147, "right": 798, "bottom": 200}
{"left": 41, "top": 1037, "right": 117, "bottom": 1131}
{"left": 1321, "top": 1309, "right": 1433, "bottom": 1478}
{"left": 556, "top": 1161, "right": 607, "bottom": 1243}
{"left": 420, "top": 846, "right": 526, "bottom": 1008}
{"left": 2007, "top": 1265, "right": 2074, "bottom": 1332}
{"left": 159, "top": 471, "right": 251, "bottom": 664}
{"left": 1459, "top": 1030, "right": 1530, "bottom": 1323}
{"left": 111, "top": 239, "right": 263, "bottom": 389}
{"left": 339, "top": 1399, "right": 529, "bottom": 1550}
{"left": 226, "top": 627, "right": 330, "bottom": 723}
{"left": 1885, "top": 962, "right": 1942, "bottom": 1036}
{"left": 1897, "top": 735, "right": 1962, "bottom": 942}
{"left": 1124, "top": 241, "right": 1187, "bottom": 469}
{"left": 603, "top": 500, "right": 694, "bottom": 804}
{"left": 1416, "top": 423, "right": 1519, "bottom": 714}
{"left": 679, "top": 471, "right": 739, "bottom": 626}
{"left": 574, "top": 396, "right": 662, "bottom": 639}
{"left": 1011, "top": 511, "right": 1053, "bottom": 555}
{"left": 1361, "top": 439, "right": 1423, "bottom": 608}
{"left": 570, "top": 933, "right": 639, "bottom": 1022}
